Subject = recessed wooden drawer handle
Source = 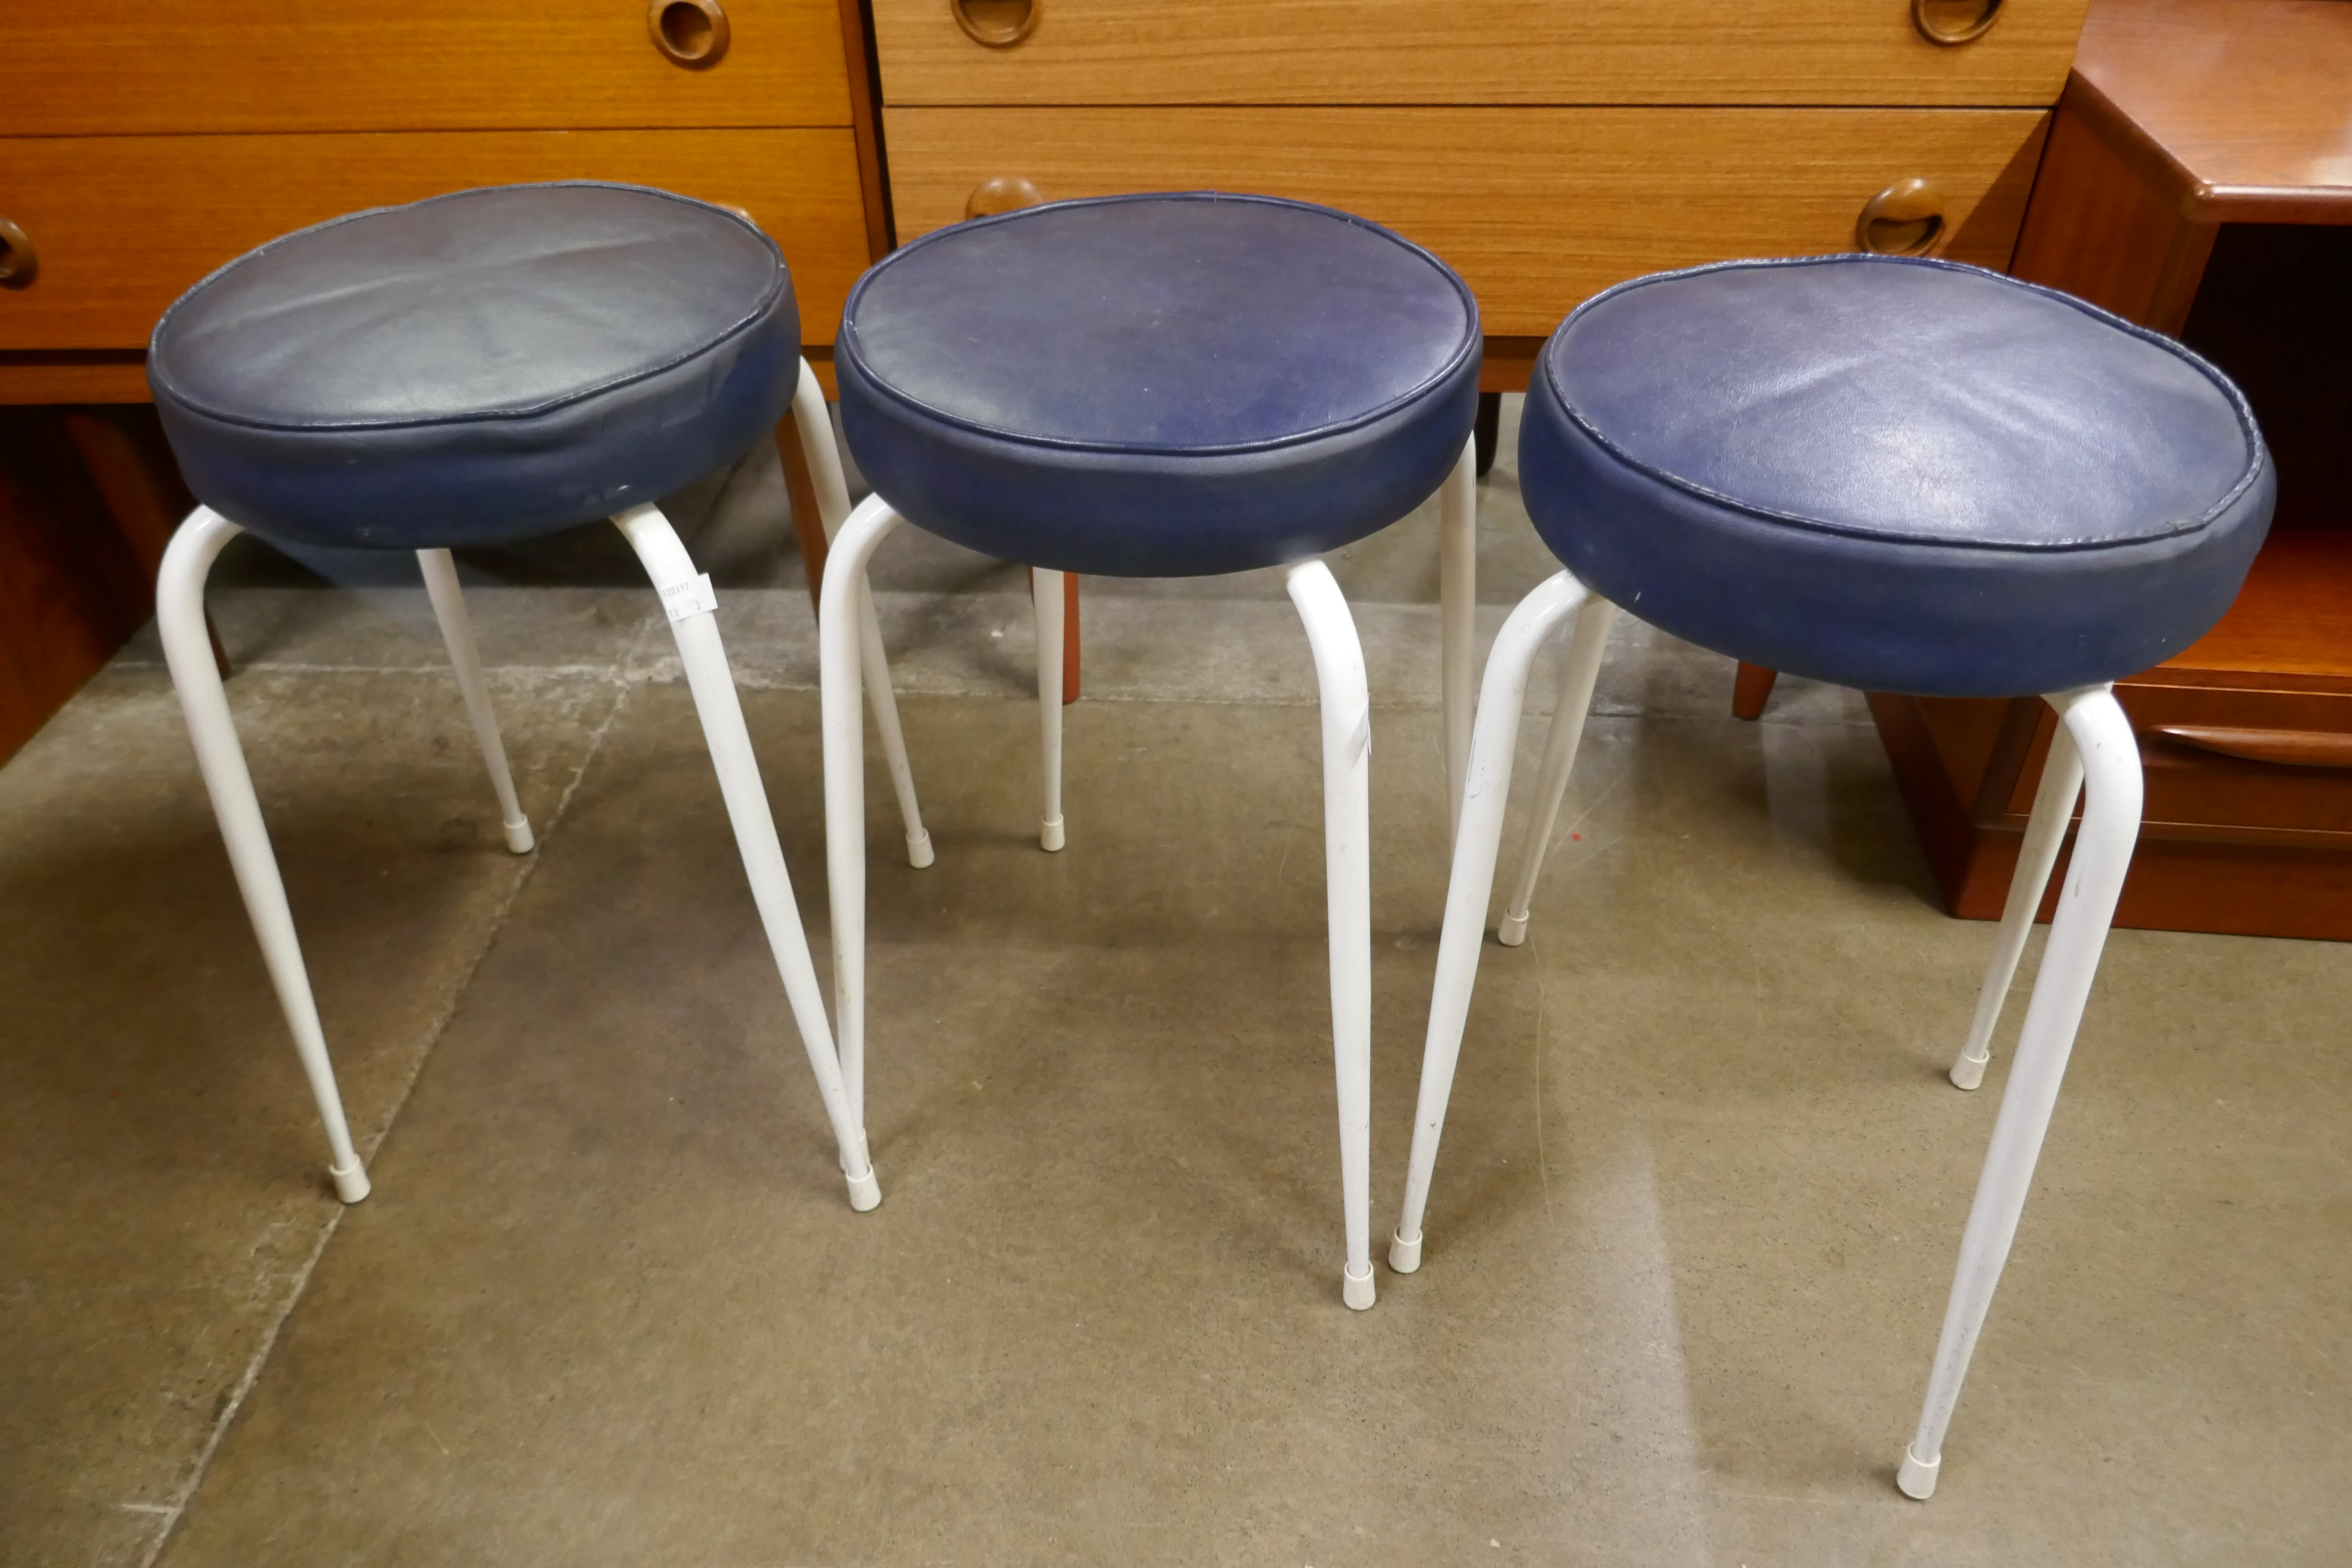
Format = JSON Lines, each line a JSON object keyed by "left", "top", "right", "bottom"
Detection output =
{"left": 0, "top": 218, "right": 35, "bottom": 288}
{"left": 953, "top": 0, "right": 1038, "bottom": 48}
{"left": 649, "top": 0, "right": 730, "bottom": 67}
{"left": 966, "top": 176, "right": 1045, "bottom": 220}
{"left": 2147, "top": 726, "right": 2352, "bottom": 769}
{"left": 1914, "top": 0, "right": 2004, "bottom": 44}
{"left": 1857, "top": 178, "right": 1946, "bottom": 256}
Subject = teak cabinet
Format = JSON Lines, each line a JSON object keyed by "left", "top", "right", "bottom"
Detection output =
{"left": 0, "top": 0, "right": 890, "bottom": 762}
{"left": 1869, "top": 0, "right": 2352, "bottom": 942}
{"left": 870, "top": 0, "right": 2088, "bottom": 388}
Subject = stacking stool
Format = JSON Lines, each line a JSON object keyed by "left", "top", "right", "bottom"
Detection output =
{"left": 818, "top": 193, "right": 1483, "bottom": 1308}
{"left": 1389, "top": 256, "right": 2272, "bottom": 1488}
{"left": 149, "top": 182, "right": 926, "bottom": 1207}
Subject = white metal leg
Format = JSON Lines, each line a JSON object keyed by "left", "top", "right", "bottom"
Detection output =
{"left": 819, "top": 493, "right": 910, "bottom": 1157}
{"left": 1391, "top": 570, "right": 1594, "bottom": 1273}
{"left": 791, "top": 359, "right": 932, "bottom": 869}
{"left": 1439, "top": 436, "right": 1478, "bottom": 838}
{"left": 613, "top": 503, "right": 877, "bottom": 1211}
{"left": 1949, "top": 723, "right": 2086, "bottom": 1090}
{"left": 1286, "top": 560, "right": 1378, "bottom": 1311}
{"left": 1034, "top": 566, "right": 1068, "bottom": 852}
{"left": 416, "top": 547, "right": 535, "bottom": 855}
{"left": 1496, "top": 597, "right": 1616, "bottom": 947}
{"left": 158, "top": 508, "right": 371, "bottom": 1203}
{"left": 1898, "top": 684, "right": 2141, "bottom": 1500}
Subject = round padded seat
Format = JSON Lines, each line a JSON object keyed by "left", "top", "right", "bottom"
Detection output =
{"left": 149, "top": 182, "right": 799, "bottom": 550}
{"left": 836, "top": 193, "right": 1481, "bottom": 577}
{"left": 1519, "top": 255, "right": 2274, "bottom": 698}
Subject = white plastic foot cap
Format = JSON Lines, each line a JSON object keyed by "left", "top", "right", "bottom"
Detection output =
{"left": 1897, "top": 1446, "right": 1940, "bottom": 1500}
{"left": 1388, "top": 1230, "right": 1424, "bottom": 1274}
{"left": 1497, "top": 912, "right": 1529, "bottom": 947}
{"left": 845, "top": 1166, "right": 882, "bottom": 1212}
{"left": 1949, "top": 1054, "right": 1988, "bottom": 1091}
{"left": 1343, "top": 1264, "right": 1376, "bottom": 1311}
{"left": 1041, "top": 815, "right": 1066, "bottom": 852}
{"left": 906, "top": 830, "right": 935, "bottom": 870}
{"left": 330, "top": 1160, "right": 371, "bottom": 1204}
{"left": 504, "top": 818, "right": 536, "bottom": 855}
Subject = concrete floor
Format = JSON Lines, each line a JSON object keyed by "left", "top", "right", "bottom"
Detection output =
{"left": 4, "top": 401, "right": 2348, "bottom": 1566}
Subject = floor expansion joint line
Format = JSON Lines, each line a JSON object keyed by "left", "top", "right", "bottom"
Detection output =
{"left": 132, "top": 665, "right": 640, "bottom": 1568}
{"left": 132, "top": 1209, "right": 344, "bottom": 1568}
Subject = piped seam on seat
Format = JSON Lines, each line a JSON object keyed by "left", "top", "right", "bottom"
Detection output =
{"left": 148, "top": 182, "right": 788, "bottom": 433}
{"left": 837, "top": 191, "right": 1480, "bottom": 457}
{"left": 1541, "top": 254, "right": 2268, "bottom": 554}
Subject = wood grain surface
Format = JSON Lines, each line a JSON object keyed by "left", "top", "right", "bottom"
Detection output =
{"left": 2006, "top": 75, "right": 2216, "bottom": 332}
{"left": 871, "top": 0, "right": 2088, "bottom": 107}
{"left": 885, "top": 106, "right": 2050, "bottom": 334}
{"left": 0, "top": 0, "right": 851, "bottom": 135}
{"left": 2072, "top": 0, "right": 2352, "bottom": 215}
{"left": 0, "top": 130, "right": 870, "bottom": 352}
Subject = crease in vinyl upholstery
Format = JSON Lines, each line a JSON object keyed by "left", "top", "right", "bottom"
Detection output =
{"left": 150, "top": 183, "right": 785, "bottom": 432}
{"left": 838, "top": 191, "right": 1479, "bottom": 456}
{"left": 1544, "top": 254, "right": 2265, "bottom": 553}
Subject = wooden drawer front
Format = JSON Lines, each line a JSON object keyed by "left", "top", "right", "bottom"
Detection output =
{"left": 886, "top": 107, "right": 2050, "bottom": 337}
{"left": 2002, "top": 686, "right": 2352, "bottom": 840}
{"left": 0, "top": 1, "right": 849, "bottom": 136}
{"left": 2125, "top": 683, "right": 2352, "bottom": 839}
{"left": 0, "top": 131, "right": 870, "bottom": 352}
{"left": 873, "top": 0, "right": 2086, "bottom": 108}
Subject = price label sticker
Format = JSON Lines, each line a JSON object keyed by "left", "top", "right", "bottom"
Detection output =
{"left": 659, "top": 573, "right": 719, "bottom": 624}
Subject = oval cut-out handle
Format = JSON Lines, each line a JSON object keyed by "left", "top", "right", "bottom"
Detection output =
{"left": 966, "top": 176, "right": 1046, "bottom": 220}
{"left": 1914, "top": 0, "right": 2004, "bottom": 44}
{"left": 953, "top": 0, "right": 1038, "bottom": 47}
{"left": 1857, "top": 178, "right": 1947, "bottom": 256}
{"left": 0, "top": 218, "right": 35, "bottom": 288}
{"left": 649, "top": 0, "right": 730, "bottom": 67}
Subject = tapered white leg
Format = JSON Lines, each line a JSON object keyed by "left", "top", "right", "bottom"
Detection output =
{"left": 1496, "top": 597, "right": 1615, "bottom": 947}
{"left": 159, "top": 508, "right": 371, "bottom": 1202}
{"left": 1034, "top": 567, "right": 1067, "bottom": 851}
{"left": 1391, "top": 570, "right": 1593, "bottom": 1274}
{"left": 1898, "top": 685, "right": 2141, "bottom": 1500}
{"left": 613, "top": 504, "right": 876, "bottom": 1211}
{"left": 820, "top": 494, "right": 909, "bottom": 1153}
{"left": 1286, "top": 560, "right": 1378, "bottom": 1310}
{"left": 416, "top": 548, "right": 534, "bottom": 854}
{"left": 1439, "top": 437, "right": 1478, "bottom": 837}
{"left": 794, "top": 363, "right": 931, "bottom": 871}
{"left": 1949, "top": 724, "right": 2085, "bottom": 1090}
{"left": 791, "top": 360, "right": 931, "bottom": 869}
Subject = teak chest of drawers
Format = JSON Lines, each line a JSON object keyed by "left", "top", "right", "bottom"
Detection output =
{"left": 0, "top": 0, "right": 889, "bottom": 760}
{"left": 870, "top": 0, "right": 2090, "bottom": 388}
{"left": 0, "top": 0, "right": 886, "bottom": 398}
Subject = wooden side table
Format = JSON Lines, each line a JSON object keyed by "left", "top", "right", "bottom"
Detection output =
{"left": 1869, "top": 0, "right": 2352, "bottom": 940}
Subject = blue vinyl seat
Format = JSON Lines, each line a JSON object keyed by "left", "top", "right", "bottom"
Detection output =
{"left": 1391, "top": 254, "right": 2274, "bottom": 1502}
{"left": 815, "top": 192, "right": 1486, "bottom": 1312}
{"left": 150, "top": 182, "right": 801, "bottom": 551}
{"left": 1520, "top": 255, "right": 2272, "bottom": 698}
{"left": 835, "top": 192, "right": 1480, "bottom": 577}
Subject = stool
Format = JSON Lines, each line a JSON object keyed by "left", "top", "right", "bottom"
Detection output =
{"left": 1388, "top": 257, "right": 2272, "bottom": 1486}
{"left": 818, "top": 193, "right": 1483, "bottom": 1308}
{"left": 148, "top": 182, "right": 925, "bottom": 1207}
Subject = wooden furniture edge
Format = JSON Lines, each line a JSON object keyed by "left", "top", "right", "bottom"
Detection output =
{"left": 839, "top": 0, "right": 894, "bottom": 257}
